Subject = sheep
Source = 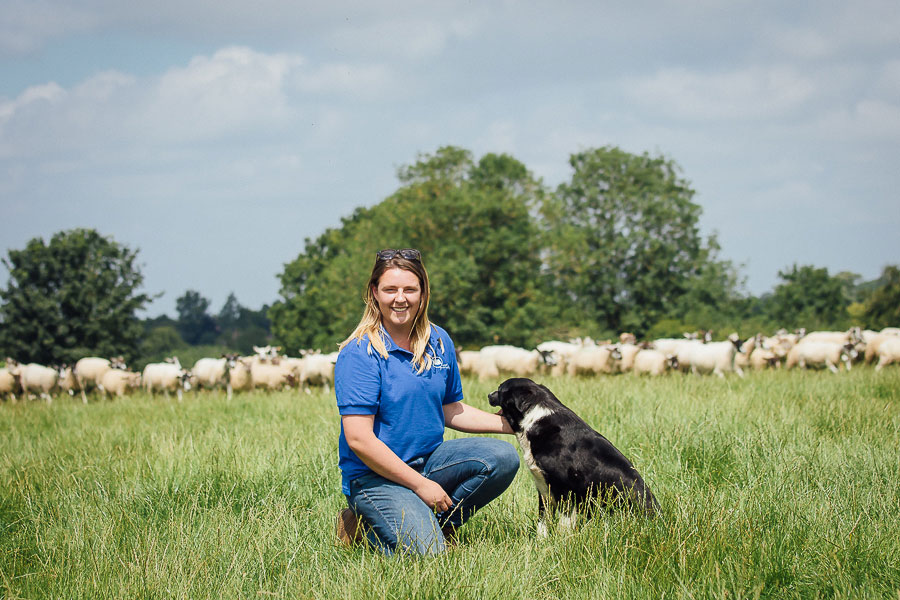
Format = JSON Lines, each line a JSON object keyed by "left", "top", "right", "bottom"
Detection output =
{"left": 734, "top": 335, "right": 760, "bottom": 371}
{"left": 880, "top": 327, "right": 900, "bottom": 336}
{"left": 800, "top": 327, "right": 863, "bottom": 346}
{"left": 865, "top": 332, "right": 900, "bottom": 363}
{"left": 18, "top": 362, "right": 58, "bottom": 403}
{"left": 480, "top": 345, "right": 548, "bottom": 377}
{"left": 683, "top": 334, "right": 744, "bottom": 378}
{"left": 229, "top": 357, "right": 254, "bottom": 394}
{"left": 73, "top": 357, "right": 121, "bottom": 403}
{"left": 142, "top": 359, "right": 192, "bottom": 401}
{"left": 0, "top": 365, "right": 19, "bottom": 402}
{"left": 619, "top": 332, "right": 637, "bottom": 345}
{"left": 566, "top": 345, "right": 623, "bottom": 376}
{"left": 617, "top": 343, "right": 643, "bottom": 373}
{"left": 100, "top": 370, "right": 141, "bottom": 398}
{"left": 535, "top": 341, "right": 580, "bottom": 376}
{"left": 748, "top": 346, "right": 780, "bottom": 370}
{"left": 458, "top": 349, "right": 499, "bottom": 381}
{"left": 191, "top": 355, "right": 241, "bottom": 398}
{"left": 786, "top": 341, "right": 856, "bottom": 373}
{"left": 633, "top": 349, "right": 678, "bottom": 376}
{"left": 56, "top": 365, "right": 78, "bottom": 397}
{"left": 874, "top": 337, "right": 900, "bottom": 371}
{"left": 298, "top": 352, "right": 336, "bottom": 393}
{"left": 250, "top": 360, "right": 296, "bottom": 391}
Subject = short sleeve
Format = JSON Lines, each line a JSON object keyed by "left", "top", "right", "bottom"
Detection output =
{"left": 335, "top": 340, "right": 382, "bottom": 415}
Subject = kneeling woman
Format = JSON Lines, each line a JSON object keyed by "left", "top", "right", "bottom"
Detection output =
{"left": 335, "top": 248, "right": 519, "bottom": 556}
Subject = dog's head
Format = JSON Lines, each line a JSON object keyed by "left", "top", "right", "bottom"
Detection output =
{"left": 488, "top": 377, "right": 558, "bottom": 433}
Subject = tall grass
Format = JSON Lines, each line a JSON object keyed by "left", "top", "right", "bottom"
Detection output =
{"left": 1, "top": 368, "right": 898, "bottom": 599}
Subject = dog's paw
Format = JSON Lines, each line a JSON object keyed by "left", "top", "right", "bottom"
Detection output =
{"left": 536, "top": 521, "right": 549, "bottom": 538}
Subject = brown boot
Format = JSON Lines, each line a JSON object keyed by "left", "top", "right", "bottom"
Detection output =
{"left": 336, "top": 508, "right": 364, "bottom": 546}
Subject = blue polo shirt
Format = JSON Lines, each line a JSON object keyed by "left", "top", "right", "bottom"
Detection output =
{"left": 335, "top": 324, "right": 464, "bottom": 495}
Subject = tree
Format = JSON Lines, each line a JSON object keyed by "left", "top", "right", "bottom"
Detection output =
{"left": 214, "top": 293, "right": 271, "bottom": 353}
{"left": 544, "top": 146, "right": 724, "bottom": 336}
{"left": 0, "top": 228, "right": 149, "bottom": 364}
{"left": 863, "top": 265, "right": 900, "bottom": 329}
{"left": 270, "top": 146, "right": 555, "bottom": 351}
{"left": 175, "top": 290, "right": 218, "bottom": 345}
{"left": 766, "top": 264, "right": 849, "bottom": 329}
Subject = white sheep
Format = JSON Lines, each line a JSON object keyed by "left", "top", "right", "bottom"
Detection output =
{"left": 19, "top": 363, "right": 58, "bottom": 402}
{"left": 566, "top": 345, "right": 623, "bottom": 376}
{"left": 617, "top": 343, "right": 643, "bottom": 373}
{"left": 748, "top": 346, "right": 780, "bottom": 370}
{"left": 480, "top": 345, "right": 546, "bottom": 377}
{"left": 73, "top": 357, "right": 114, "bottom": 403}
{"left": 800, "top": 328, "right": 863, "bottom": 346}
{"left": 101, "top": 370, "right": 141, "bottom": 398}
{"left": 786, "top": 341, "right": 856, "bottom": 373}
{"left": 191, "top": 355, "right": 242, "bottom": 398}
{"left": 535, "top": 341, "right": 580, "bottom": 376}
{"left": 250, "top": 360, "right": 296, "bottom": 391}
{"left": 632, "top": 349, "right": 678, "bottom": 376}
{"left": 652, "top": 338, "right": 700, "bottom": 372}
{"left": 458, "top": 350, "right": 499, "bottom": 381}
{"left": 0, "top": 366, "right": 19, "bottom": 402}
{"left": 56, "top": 365, "right": 77, "bottom": 397}
{"left": 864, "top": 332, "right": 900, "bottom": 364}
{"left": 229, "top": 357, "right": 254, "bottom": 394}
{"left": 298, "top": 352, "right": 336, "bottom": 393}
{"left": 142, "top": 359, "right": 191, "bottom": 401}
{"left": 880, "top": 327, "right": 900, "bottom": 336}
{"left": 874, "top": 337, "right": 900, "bottom": 371}
{"left": 683, "top": 334, "right": 744, "bottom": 378}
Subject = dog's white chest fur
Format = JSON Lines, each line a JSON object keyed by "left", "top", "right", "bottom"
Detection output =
{"left": 514, "top": 404, "right": 555, "bottom": 499}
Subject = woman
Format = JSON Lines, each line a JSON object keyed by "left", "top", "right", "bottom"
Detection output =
{"left": 335, "top": 248, "right": 519, "bottom": 556}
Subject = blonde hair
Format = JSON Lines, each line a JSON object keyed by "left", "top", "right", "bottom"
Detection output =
{"left": 339, "top": 254, "right": 435, "bottom": 372}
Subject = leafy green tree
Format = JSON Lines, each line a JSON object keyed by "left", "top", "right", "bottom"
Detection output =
{"left": 175, "top": 290, "right": 218, "bottom": 346}
{"left": 863, "top": 265, "right": 900, "bottom": 329}
{"left": 544, "top": 146, "right": 723, "bottom": 336}
{"left": 139, "top": 325, "right": 186, "bottom": 358}
{"left": 766, "top": 264, "right": 849, "bottom": 329}
{"left": 214, "top": 293, "right": 271, "bottom": 353}
{"left": 270, "top": 146, "right": 555, "bottom": 351}
{"left": 0, "top": 228, "right": 149, "bottom": 364}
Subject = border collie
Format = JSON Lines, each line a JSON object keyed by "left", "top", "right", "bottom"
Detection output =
{"left": 488, "top": 377, "right": 658, "bottom": 534}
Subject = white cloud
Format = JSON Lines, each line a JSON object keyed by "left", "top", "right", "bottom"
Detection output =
{"left": 0, "top": 46, "right": 394, "bottom": 154}
{"left": 625, "top": 65, "right": 817, "bottom": 120}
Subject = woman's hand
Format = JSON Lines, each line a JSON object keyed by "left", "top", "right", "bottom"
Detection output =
{"left": 413, "top": 478, "right": 453, "bottom": 513}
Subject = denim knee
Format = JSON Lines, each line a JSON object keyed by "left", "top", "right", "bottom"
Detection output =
{"left": 487, "top": 439, "right": 520, "bottom": 486}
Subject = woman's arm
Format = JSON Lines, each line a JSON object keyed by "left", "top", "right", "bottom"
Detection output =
{"left": 443, "top": 401, "right": 514, "bottom": 434}
{"left": 342, "top": 414, "right": 453, "bottom": 512}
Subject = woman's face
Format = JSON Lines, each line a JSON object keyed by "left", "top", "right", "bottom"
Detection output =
{"left": 373, "top": 267, "right": 422, "bottom": 334}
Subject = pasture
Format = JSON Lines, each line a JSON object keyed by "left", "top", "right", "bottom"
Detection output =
{"left": 1, "top": 368, "right": 899, "bottom": 599}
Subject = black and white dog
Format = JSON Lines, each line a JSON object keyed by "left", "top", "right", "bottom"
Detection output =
{"left": 488, "top": 377, "right": 658, "bottom": 534}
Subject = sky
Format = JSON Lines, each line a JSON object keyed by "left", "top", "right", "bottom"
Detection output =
{"left": 1, "top": 1, "right": 899, "bottom": 317}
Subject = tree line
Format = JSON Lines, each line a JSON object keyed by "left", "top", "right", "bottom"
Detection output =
{"left": 1, "top": 146, "right": 898, "bottom": 364}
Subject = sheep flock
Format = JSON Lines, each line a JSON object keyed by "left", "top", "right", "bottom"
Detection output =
{"left": 2, "top": 327, "right": 899, "bottom": 404}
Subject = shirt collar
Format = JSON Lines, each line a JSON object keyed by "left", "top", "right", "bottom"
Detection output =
{"left": 379, "top": 325, "right": 407, "bottom": 355}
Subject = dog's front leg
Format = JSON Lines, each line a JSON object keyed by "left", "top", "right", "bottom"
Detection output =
{"left": 536, "top": 493, "right": 550, "bottom": 538}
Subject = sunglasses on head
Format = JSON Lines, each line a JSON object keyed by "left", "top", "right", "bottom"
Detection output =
{"left": 376, "top": 248, "right": 421, "bottom": 262}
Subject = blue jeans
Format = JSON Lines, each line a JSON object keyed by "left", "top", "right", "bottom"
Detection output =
{"left": 346, "top": 437, "right": 519, "bottom": 556}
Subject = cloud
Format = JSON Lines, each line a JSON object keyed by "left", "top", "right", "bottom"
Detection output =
{"left": 624, "top": 65, "right": 817, "bottom": 120}
{"left": 0, "top": 46, "right": 394, "bottom": 156}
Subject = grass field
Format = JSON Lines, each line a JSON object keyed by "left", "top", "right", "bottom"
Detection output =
{"left": 1, "top": 368, "right": 899, "bottom": 599}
